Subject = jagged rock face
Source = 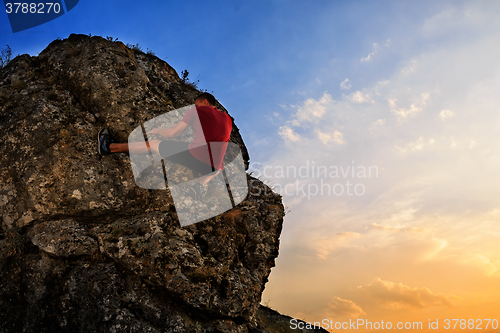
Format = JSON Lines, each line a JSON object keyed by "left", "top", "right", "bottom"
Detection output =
{"left": 0, "top": 34, "right": 283, "bottom": 333}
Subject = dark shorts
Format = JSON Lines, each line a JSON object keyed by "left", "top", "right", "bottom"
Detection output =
{"left": 157, "top": 140, "right": 217, "bottom": 176}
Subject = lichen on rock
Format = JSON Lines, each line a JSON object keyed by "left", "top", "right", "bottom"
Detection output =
{"left": 0, "top": 34, "right": 282, "bottom": 333}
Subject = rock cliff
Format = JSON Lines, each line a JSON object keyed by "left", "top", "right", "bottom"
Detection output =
{"left": 0, "top": 34, "right": 284, "bottom": 333}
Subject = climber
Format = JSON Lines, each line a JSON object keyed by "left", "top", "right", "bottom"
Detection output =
{"left": 98, "top": 92, "right": 233, "bottom": 199}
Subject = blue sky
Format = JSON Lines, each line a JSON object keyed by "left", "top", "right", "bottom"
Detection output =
{"left": 2, "top": 1, "right": 449, "bottom": 160}
{"left": 3, "top": 1, "right": 500, "bottom": 328}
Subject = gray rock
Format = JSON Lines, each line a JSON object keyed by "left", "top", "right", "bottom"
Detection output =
{"left": 29, "top": 219, "right": 98, "bottom": 257}
{"left": 0, "top": 35, "right": 283, "bottom": 333}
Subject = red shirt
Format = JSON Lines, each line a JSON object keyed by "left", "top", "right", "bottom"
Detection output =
{"left": 181, "top": 105, "right": 232, "bottom": 170}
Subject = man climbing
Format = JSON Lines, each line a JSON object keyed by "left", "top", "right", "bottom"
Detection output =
{"left": 98, "top": 92, "right": 233, "bottom": 199}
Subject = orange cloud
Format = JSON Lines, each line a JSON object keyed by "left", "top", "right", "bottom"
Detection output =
{"left": 366, "top": 223, "right": 429, "bottom": 233}
{"left": 325, "top": 297, "right": 366, "bottom": 318}
{"left": 311, "top": 226, "right": 444, "bottom": 261}
{"left": 357, "top": 278, "right": 459, "bottom": 310}
{"left": 314, "top": 232, "right": 361, "bottom": 259}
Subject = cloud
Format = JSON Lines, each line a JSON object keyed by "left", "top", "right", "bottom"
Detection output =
{"left": 325, "top": 297, "right": 366, "bottom": 318}
{"left": 357, "top": 278, "right": 459, "bottom": 310}
{"left": 340, "top": 78, "right": 352, "bottom": 90}
{"left": 456, "top": 254, "right": 498, "bottom": 276}
{"left": 390, "top": 101, "right": 421, "bottom": 118}
{"left": 315, "top": 129, "right": 346, "bottom": 145}
{"left": 440, "top": 109, "right": 454, "bottom": 120}
{"left": 314, "top": 232, "right": 361, "bottom": 259}
{"left": 291, "top": 93, "right": 334, "bottom": 126}
{"left": 361, "top": 43, "right": 378, "bottom": 62}
{"left": 310, "top": 213, "right": 449, "bottom": 261}
{"left": 396, "top": 136, "right": 435, "bottom": 153}
{"left": 278, "top": 126, "right": 300, "bottom": 142}
{"left": 401, "top": 59, "right": 417, "bottom": 75}
{"left": 389, "top": 92, "right": 430, "bottom": 120}
{"left": 345, "top": 90, "right": 372, "bottom": 103}
{"left": 366, "top": 223, "right": 429, "bottom": 233}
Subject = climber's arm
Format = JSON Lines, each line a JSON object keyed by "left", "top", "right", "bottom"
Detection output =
{"left": 146, "top": 121, "right": 188, "bottom": 139}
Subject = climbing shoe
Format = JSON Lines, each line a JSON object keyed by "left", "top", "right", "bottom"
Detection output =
{"left": 98, "top": 128, "right": 113, "bottom": 155}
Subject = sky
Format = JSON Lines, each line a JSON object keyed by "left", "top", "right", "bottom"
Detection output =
{"left": 2, "top": 1, "right": 500, "bottom": 331}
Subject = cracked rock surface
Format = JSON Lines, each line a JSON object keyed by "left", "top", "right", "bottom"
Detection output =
{"left": 0, "top": 34, "right": 283, "bottom": 333}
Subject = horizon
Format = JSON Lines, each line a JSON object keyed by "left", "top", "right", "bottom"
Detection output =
{"left": 2, "top": 1, "right": 500, "bottom": 331}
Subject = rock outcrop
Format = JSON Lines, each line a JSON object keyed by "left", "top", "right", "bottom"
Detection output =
{"left": 0, "top": 34, "right": 283, "bottom": 333}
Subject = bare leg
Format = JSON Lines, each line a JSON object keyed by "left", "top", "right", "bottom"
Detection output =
{"left": 197, "top": 170, "right": 220, "bottom": 186}
{"left": 110, "top": 140, "right": 161, "bottom": 154}
{"left": 110, "top": 140, "right": 218, "bottom": 187}
{"left": 109, "top": 143, "right": 130, "bottom": 153}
